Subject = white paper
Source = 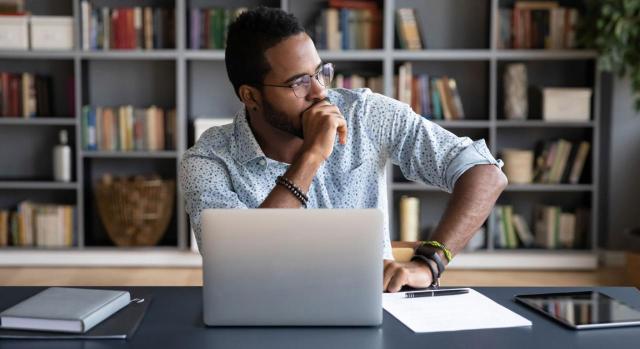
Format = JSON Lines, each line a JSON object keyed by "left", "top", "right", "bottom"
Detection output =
{"left": 383, "top": 288, "right": 532, "bottom": 333}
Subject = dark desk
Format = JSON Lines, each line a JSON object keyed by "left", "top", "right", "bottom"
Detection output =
{"left": 1, "top": 287, "right": 639, "bottom": 348}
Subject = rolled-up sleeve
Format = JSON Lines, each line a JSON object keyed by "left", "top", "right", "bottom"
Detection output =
{"left": 445, "top": 139, "right": 504, "bottom": 191}
{"left": 361, "top": 91, "right": 502, "bottom": 193}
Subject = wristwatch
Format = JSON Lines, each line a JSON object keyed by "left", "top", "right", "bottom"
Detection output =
{"left": 411, "top": 246, "right": 445, "bottom": 288}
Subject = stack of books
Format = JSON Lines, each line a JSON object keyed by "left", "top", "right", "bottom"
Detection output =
{"left": 395, "top": 8, "right": 423, "bottom": 50}
{"left": 533, "top": 140, "right": 590, "bottom": 184}
{"left": 0, "top": 72, "right": 56, "bottom": 117}
{"left": 396, "top": 62, "right": 465, "bottom": 120}
{"left": 81, "top": 1, "right": 175, "bottom": 50}
{"left": 310, "top": 0, "right": 382, "bottom": 50}
{"left": 189, "top": 7, "right": 246, "bottom": 49}
{"left": 0, "top": 203, "right": 76, "bottom": 248}
{"left": 333, "top": 73, "right": 383, "bottom": 94}
{"left": 81, "top": 105, "right": 176, "bottom": 151}
{"left": 493, "top": 205, "right": 589, "bottom": 249}
{"left": 534, "top": 206, "right": 589, "bottom": 249}
{"left": 493, "top": 205, "right": 534, "bottom": 249}
{"left": 497, "top": 1, "right": 579, "bottom": 49}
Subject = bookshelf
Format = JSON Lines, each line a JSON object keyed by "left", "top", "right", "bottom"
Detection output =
{"left": 0, "top": 0, "right": 600, "bottom": 269}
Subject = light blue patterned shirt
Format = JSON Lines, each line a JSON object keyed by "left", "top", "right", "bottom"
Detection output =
{"left": 180, "top": 88, "right": 502, "bottom": 259}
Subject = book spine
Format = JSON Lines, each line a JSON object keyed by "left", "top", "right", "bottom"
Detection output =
{"left": 81, "top": 292, "right": 131, "bottom": 332}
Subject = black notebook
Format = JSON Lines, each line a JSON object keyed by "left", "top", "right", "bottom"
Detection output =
{"left": 0, "top": 293, "right": 152, "bottom": 340}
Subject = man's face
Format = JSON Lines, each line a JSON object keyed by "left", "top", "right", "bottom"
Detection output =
{"left": 259, "top": 33, "right": 327, "bottom": 138}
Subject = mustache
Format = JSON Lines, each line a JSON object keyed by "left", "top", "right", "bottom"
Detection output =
{"left": 300, "top": 97, "right": 331, "bottom": 116}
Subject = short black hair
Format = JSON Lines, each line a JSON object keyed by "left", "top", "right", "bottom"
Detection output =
{"left": 225, "top": 6, "right": 305, "bottom": 100}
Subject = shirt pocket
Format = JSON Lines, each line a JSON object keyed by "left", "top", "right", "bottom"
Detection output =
{"left": 331, "top": 162, "right": 374, "bottom": 208}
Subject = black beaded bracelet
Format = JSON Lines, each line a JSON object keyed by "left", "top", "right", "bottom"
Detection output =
{"left": 277, "top": 176, "right": 308, "bottom": 201}
{"left": 276, "top": 176, "right": 308, "bottom": 208}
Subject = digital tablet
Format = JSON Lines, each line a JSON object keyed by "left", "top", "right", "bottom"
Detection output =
{"left": 515, "top": 291, "right": 640, "bottom": 329}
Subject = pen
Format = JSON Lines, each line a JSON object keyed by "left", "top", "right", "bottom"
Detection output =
{"left": 405, "top": 288, "right": 470, "bottom": 298}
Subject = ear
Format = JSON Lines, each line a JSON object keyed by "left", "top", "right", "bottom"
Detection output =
{"left": 239, "top": 85, "right": 262, "bottom": 111}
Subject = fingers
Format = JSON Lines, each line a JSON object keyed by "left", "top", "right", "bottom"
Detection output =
{"left": 387, "top": 268, "right": 409, "bottom": 293}
{"left": 382, "top": 261, "right": 396, "bottom": 291}
{"left": 336, "top": 116, "right": 348, "bottom": 144}
{"left": 383, "top": 261, "right": 409, "bottom": 293}
{"left": 311, "top": 107, "right": 348, "bottom": 144}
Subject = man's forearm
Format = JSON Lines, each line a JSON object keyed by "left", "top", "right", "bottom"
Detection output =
{"left": 259, "top": 151, "right": 323, "bottom": 208}
{"left": 428, "top": 164, "right": 507, "bottom": 264}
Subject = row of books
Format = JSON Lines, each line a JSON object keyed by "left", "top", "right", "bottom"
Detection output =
{"left": 81, "top": 105, "right": 176, "bottom": 151}
{"left": 81, "top": 1, "right": 175, "bottom": 50}
{"left": 0, "top": 203, "right": 76, "bottom": 248}
{"left": 311, "top": 0, "right": 383, "bottom": 51}
{"left": 396, "top": 62, "right": 465, "bottom": 120}
{"left": 189, "top": 7, "right": 246, "bottom": 49}
{"left": 395, "top": 8, "right": 423, "bottom": 50}
{"left": 534, "top": 206, "right": 589, "bottom": 249}
{"left": 332, "top": 74, "right": 383, "bottom": 94}
{"left": 493, "top": 205, "right": 588, "bottom": 249}
{"left": 534, "top": 140, "right": 590, "bottom": 184}
{"left": 497, "top": 2, "right": 579, "bottom": 49}
{"left": 0, "top": 72, "right": 55, "bottom": 117}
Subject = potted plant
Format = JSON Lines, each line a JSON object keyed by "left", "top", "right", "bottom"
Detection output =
{"left": 579, "top": 0, "right": 640, "bottom": 111}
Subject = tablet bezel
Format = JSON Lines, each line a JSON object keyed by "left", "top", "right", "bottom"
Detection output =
{"left": 514, "top": 291, "right": 640, "bottom": 330}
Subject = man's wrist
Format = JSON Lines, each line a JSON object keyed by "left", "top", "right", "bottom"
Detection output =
{"left": 409, "top": 258, "right": 438, "bottom": 287}
{"left": 296, "top": 150, "right": 324, "bottom": 170}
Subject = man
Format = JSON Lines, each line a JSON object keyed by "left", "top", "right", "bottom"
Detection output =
{"left": 179, "top": 7, "right": 507, "bottom": 292}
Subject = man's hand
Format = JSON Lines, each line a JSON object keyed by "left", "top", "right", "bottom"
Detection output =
{"left": 300, "top": 100, "right": 348, "bottom": 161}
{"left": 383, "top": 260, "right": 433, "bottom": 293}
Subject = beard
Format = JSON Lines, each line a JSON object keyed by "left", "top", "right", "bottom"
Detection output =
{"left": 262, "top": 98, "right": 304, "bottom": 139}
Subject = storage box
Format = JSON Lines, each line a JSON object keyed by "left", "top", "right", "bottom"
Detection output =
{"left": 0, "top": 15, "right": 29, "bottom": 50}
{"left": 542, "top": 87, "right": 592, "bottom": 122}
{"left": 30, "top": 16, "right": 74, "bottom": 50}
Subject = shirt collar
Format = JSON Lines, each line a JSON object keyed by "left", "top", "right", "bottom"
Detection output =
{"left": 232, "top": 107, "right": 266, "bottom": 164}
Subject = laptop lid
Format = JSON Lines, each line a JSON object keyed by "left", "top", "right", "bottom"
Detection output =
{"left": 201, "top": 208, "right": 383, "bottom": 326}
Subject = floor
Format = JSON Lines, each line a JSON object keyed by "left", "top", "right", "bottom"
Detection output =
{"left": 0, "top": 267, "right": 633, "bottom": 287}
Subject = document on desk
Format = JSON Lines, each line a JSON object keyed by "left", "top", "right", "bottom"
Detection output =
{"left": 383, "top": 288, "right": 531, "bottom": 333}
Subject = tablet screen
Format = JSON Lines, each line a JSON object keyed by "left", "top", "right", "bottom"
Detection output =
{"left": 515, "top": 291, "right": 640, "bottom": 329}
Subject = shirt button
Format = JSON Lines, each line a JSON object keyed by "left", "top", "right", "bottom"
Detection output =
{"left": 259, "top": 159, "right": 266, "bottom": 166}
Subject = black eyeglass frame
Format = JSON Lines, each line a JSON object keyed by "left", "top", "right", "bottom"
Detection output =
{"left": 256, "top": 63, "right": 335, "bottom": 98}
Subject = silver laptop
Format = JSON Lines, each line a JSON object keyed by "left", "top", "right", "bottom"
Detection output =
{"left": 201, "top": 209, "right": 383, "bottom": 326}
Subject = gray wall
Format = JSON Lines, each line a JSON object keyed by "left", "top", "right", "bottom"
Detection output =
{"left": 604, "top": 75, "right": 640, "bottom": 249}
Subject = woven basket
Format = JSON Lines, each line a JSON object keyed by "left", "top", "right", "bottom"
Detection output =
{"left": 95, "top": 175, "right": 175, "bottom": 246}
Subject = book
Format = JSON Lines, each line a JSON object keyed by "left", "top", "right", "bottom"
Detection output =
{"left": 0, "top": 210, "right": 8, "bottom": 247}
{"left": 82, "top": 2, "right": 174, "bottom": 50}
{"left": 497, "top": 8, "right": 512, "bottom": 49}
{"left": 431, "top": 78, "right": 442, "bottom": 119}
{"left": 494, "top": 206, "right": 506, "bottom": 248}
{"left": 532, "top": 139, "right": 587, "bottom": 184}
{"left": 568, "top": 141, "right": 590, "bottom": 184}
{"left": 311, "top": 1, "right": 382, "bottom": 50}
{"left": 81, "top": 105, "right": 175, "bottom": 151}
{"left": 502, "top": 205, "right": 518, "bottom": 248}
{"left": 558, "top": 212, "right": 576, "bottom": 248}
{"left": 505, "top": 2, "right": 578, "bottom": 49}
{"left": 447, "top": 78, "right": 465, "bottom": 119}
{"left": 534, "top": 205, "right": 561, "bottom": 248}
{"left": 1, "top": 202, "right": 75, "bottom": 247}
{"left": 0, "top": 291, "right": 152, "bottom": 339}
{"left": 0, "top": 288, "right": 130, "bottom": 333}
{"left": 512, "top": 214, "right": 534, "bottom": 247}
{"left": 436, "top": 78, "right": 453, "bottom": 120}
{"left": 395, "top": 8, "right": 423, "bottom": 50}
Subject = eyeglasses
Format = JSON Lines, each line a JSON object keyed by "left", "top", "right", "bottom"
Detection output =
{"left": 260, "top": 63, "right": 334, "bottom": 98}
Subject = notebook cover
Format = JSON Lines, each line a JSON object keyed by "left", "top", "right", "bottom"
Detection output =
{"left": 0, "top": 293, "right": 152, "bottom": 340}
